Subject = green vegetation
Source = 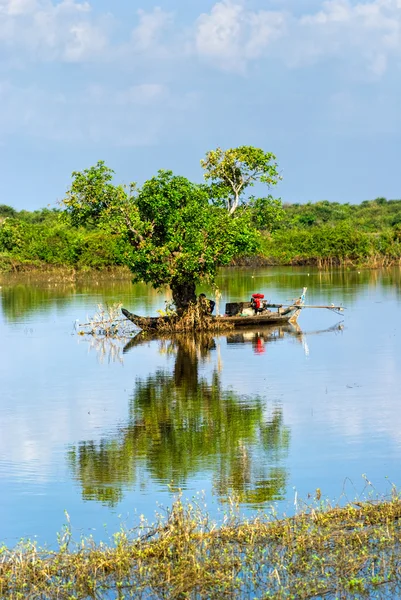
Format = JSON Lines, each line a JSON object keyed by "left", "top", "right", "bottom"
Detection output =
{"left": 62, "top": 156, "right": 264, "bottom": 311}
{"left": 0, "top": 203, "right": 127, "bottom": 273}
{"left": 2, "top": 493, "right": 401, "bottom": 598}
{"left": 0, "top": 147, "right": 280, "bottom": 298}
{"left": 1, "top": 159, "right": 400, "bottom": 282}
{"left": 201, "top": 146, "right": 281, "bottom": 214}
{"left": 263, "top": 198, "right": 401, "bottom": 267}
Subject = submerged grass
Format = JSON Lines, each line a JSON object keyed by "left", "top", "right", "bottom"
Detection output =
{"left": 2, "top": 493, "right": 401, "bottom": 599}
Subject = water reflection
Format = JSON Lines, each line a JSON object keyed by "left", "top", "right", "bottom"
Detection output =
{"left": 2, "top": 266, "right": 401, "bottom": 548}
{"left": 214, "top": 266, "right": 401, "bottom": 304}
{"left": 1, "top": 267, "right": 400, "bottom": 323}
{"left": 0, "top": 278, "right": 163, "bottom": 322}
{"left": 68, "top": 329, "right": 297, "bottom": 507}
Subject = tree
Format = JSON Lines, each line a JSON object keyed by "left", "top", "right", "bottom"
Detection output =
{"left": 63, "top": 163, "right": 260, "bottom": 312}
{"left": 68, "top": 336, "right": 290, "bottom": 506}
{"left": 63, "top": 161, "right": 133, "bottom": 229}
{"left": 249, "top": 196, "right": 285, "bottom": 231}
{"left": 201, "top": 146, "right": 281, "bottom": 215}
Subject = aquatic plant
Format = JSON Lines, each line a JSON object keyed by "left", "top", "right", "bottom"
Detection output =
{"left": 77, "top": 302, "right": 132, "bottom": 338}
{"left": 2, "top": 493, "right": 401, "bottom": 598}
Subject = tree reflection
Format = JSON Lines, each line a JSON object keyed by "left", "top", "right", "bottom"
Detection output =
{"left": 0, "top": 279, "right": 162, "bottom": 322}
{"left": 213, "top": 266, "right": 401, "bottom": 306}
{"left": 68, "top": 333, "right": 291, "bottom": 507}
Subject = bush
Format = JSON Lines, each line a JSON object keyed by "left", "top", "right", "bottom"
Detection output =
{"left": 77, "top": 231, "right": 125, "bottom": 268}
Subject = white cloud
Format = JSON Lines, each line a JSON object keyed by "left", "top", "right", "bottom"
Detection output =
{"left": 196, "top": 1, "right": 243, "bottom": 66}
{"left": 0, "top": 0, "right": 38, "bottom": 16}
{"left": 294, "top": 0, "right": 401, "bottom": 75}
{"left": 131, "top": 7, "right": 173, "bottom": 52}
{"left": 246, "top": 10, "right": 287, "bottom": 59}
{"left": 0, "top": 0, "right": 110, "bottom": 62}
{"left": 194, "top": 0, "right": 401, "bottom": 76}
{"left": 0, "top": 0, "right": 399, "bottom": 76}
{"left": 0, "top": 3, "right": 178, "bottom": 64}
{"left": 62, "top": 21, "right": 108, "bottom": 62}
{"left": 196, "top": 1, "right": 286, "bottom": 71}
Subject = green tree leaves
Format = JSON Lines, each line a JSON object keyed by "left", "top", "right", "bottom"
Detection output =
{"left": 63, "top": 164, "right": 261, "bottom": 310}
{"left": 249, "top": 196, "right": 285, "bottom": 231}
{"left": 201, "top": 146, "right": 281, "bottom": 214}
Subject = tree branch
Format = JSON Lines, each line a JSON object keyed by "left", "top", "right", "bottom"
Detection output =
{"left": 242, "top": 168, "right": 264, "bottom": 186}
{"left": 120, "top": 207, "right": 144, "bottom": 246}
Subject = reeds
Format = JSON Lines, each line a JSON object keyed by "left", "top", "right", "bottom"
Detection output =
{"left": 77, "top": 302, "right": 133, "bottom": 338}
{"left": 2, "top": 493, "right": 401, "bottom": 598}
{"left": 0, "top": 262, "right": 132, "bottom": 281}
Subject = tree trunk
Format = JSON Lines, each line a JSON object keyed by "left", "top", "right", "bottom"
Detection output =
{"left": 228, "top": 191, "right": 239, "bottom": 215}
{"left": 174, "top": 343, "right": 198, "bottom": 392}
{"left": 170, "top": 278, "right": 197, "bottom": 314}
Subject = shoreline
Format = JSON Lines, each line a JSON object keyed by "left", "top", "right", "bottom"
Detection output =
{"left": 0, "top": 263, "right": 133, "bottom": 283}
{"left": 1, "top": 255, "right": 400, "bottom": 281}
{"left": 1, "top": 494, "right": 400, "bottom": 598}
{"left": 231, "top": 254, "right": 401, "bottom": 268}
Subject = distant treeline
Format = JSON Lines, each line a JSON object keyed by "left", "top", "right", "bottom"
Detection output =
{"left": 1, "top": 197, "right": 401, "bottom": 272}
{"left": 0, "top": 205, "right": 128, "bottom": 272}
{"left": 263, "top": 198, "right": 401, "bottom": 267}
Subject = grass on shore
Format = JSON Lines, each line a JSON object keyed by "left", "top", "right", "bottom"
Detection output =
{"left": 2, "top": 493, "right": 401, "bottom": 599}
{"left": 2, "top": 252, "right": 400, "bottom": 278}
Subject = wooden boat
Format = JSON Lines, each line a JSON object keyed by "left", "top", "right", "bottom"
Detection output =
{"left": 121, "top": 288, "right": 308, "bottom": 331}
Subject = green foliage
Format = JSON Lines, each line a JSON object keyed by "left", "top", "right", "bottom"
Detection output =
{"left": 0, "top": 211, "right": 123, "bottom": 269}
{"left": 0, "top": 219, "right": 29, "bottom": 252}
{"left": 76, "top": 232, "right": 121, "bottom": 268}
{"left": 281, "top": 198, "right": 401, "bottom": 232}
{"left": 132, "top": 170, "right": 259, "bottom": 284}
{"left": 258, "top": 198, "right": 401, "bottom": 266}
{"left": 62, "top": 164, "right": 260, "bottom": 309}
{"left": 201, "top": 146, "right": 281, "bottom": 214}
{"left": 63, "top": 160, "right": 133, "bottom": 229}
{"left": 0, "top": 204, "right": 17, "bottom": 219}
{"left": 1, "top": 157, "right": 400, "bottom": 275}
{"left": 0, "top": 158, "right": 261, "bottom": 289}
{"left": 393, "top": 224, "right": 401, "bottom": 242}
{"left": 17, "top": 207, "right": 61, "bottom": 224}
{"left": 249, "top": 195, "right": 285, "bottom": 231}
{"left": 266, "top": 224, "right": 372, "bottom": 262}
{"left": 26, "top": 224, "right": 82, "bottom": 265}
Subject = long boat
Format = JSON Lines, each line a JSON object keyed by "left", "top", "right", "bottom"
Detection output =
{"left": 121, "top": 288, "right": 310, "bottom": 331}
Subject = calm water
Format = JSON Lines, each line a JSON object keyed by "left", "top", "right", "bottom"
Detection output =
{"left": 0, "top": 267, "right": 400, "bottom": 547}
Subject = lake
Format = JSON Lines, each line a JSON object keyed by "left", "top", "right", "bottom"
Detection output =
{"left": 0, "top": 266, "right": 400, "bottom": 548}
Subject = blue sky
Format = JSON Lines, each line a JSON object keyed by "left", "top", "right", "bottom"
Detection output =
{"left": 0, "top": 0, "right": 400, "bottom": 210}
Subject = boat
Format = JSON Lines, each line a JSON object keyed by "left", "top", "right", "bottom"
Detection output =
{"left": 121, "top": 288, "right": 308, "bottom": 331}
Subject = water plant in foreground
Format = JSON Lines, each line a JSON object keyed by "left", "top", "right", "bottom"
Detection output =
{"left": 2, "top": 492, "right": 401, "bottom": 599}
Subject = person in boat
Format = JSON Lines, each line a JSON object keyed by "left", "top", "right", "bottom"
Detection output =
{"left": 199, "top": 293, "right": 215, "bottom": 314}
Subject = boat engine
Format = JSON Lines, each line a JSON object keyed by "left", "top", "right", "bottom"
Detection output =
{"left": 251, "top": 293, "right": 267, "bottom": 314}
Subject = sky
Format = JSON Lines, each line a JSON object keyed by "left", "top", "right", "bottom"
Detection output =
{"left": 0, "top": 0, "right": 400, "bottom": 210}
